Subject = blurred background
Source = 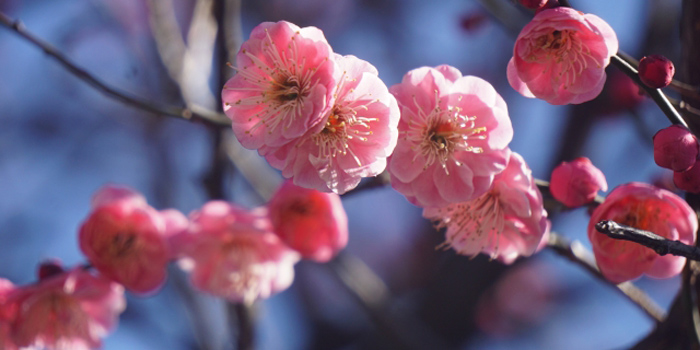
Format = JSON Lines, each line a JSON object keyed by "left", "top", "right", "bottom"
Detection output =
{"left": 0, "top": 0, "right": 686, "bottom": 349}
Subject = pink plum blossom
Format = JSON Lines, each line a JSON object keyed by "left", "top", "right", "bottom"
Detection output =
{"left": 259, "top": 54, "right": 400, "bottom": 194}
{"left": 222, "top": 21, "right": 337, "bottom": 149}
{"left": 79, "top": 185, "right": 186, "bottom": 294}
{"left": 8, "top": 264, "right": 125, "bottom": 350}
{"left": 423, "top": 152, "right": 550, "bottom": 264}
{"left": 549, "top": 157, "right": 607, "bottom": 207}
{"left": 653, "top": 125, "right": 699, "bottom": 172}
{"left": 267, "top": 180, "right": 348, "bottom": 262}
{"left": 588, "top": 182, "right": 697, "bottom": 283}
{"left": 388, "top": 65, "right": 513, "bottom": 208}
{"left": 507, "top": 7, "right": 619, "bottom": 105}
{"left": 173, "top": 201, "right": 300, "bottom": 304}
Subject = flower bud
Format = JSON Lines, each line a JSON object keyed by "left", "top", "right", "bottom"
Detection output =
{"left": 653, "top": 125, "right": 699, "bottom": 172}
{"left": 550, "top": 157, "right": 608, "bottom": 207}
{"left": 638, "top": 55, "right": 675, "bottom": 89}
{"left": 674, "top": 161, "right": 700, "bottom": 193}
{"left": 267, "top": 181, "right": 348, "bottom": 263}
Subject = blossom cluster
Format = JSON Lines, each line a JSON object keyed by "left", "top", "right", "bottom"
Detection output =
{"left": 0, "top": 183, "right": 348, "bottom": 349}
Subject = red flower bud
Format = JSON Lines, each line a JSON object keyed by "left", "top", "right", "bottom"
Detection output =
{"left": 638, "top": 55, "right": 675, "bottom": 89}
{"left": 37, "top": 260, "right": 64, "bottom": 280}
{"left": 550, "top": 157, "right": 608, "bottom": 207}
{"left": 653, "top": 125, "right": 699, "bottom": 172}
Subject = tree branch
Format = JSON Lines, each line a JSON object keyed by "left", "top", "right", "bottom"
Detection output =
{"left": 595, "top": 220, "right": 700, "bottom": 261}
{"left": 0, "top": 11, "right": 230, "bottom": 127}
{"left": 610, "top": 54, "right": 689, "bottom": 129}
{"left": 547, "top": 232, "right": 666, "bottom": 322}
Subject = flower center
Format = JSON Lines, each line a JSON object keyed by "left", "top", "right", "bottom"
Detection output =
{"left": 108, "top": 231, "right": 137, "bottom": 258}
{"left": 311, "top": 98, "right": 375, "bottom": 166}
{"left": 224, "top": 29, "right": 326, "bottom": 137}
{"left": 402, "top": 94, "right": 486, "bottom": 174}
{"left": 525, "top": 29, "right": 599, "bottom": 88}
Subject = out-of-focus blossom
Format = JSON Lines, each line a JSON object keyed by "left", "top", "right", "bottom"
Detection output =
{"left": 173, "top": 201, "right": 300, "bottom": 304}
{"left": 388, "top": 65, "right": 513, "bottom": 208}
{"left": 424, "top": 152, "right": 549, "bottom": 264}
{"left": 639, "top": 55, "right": 675, "bottom": 89}
{"left": 674, "top": 161, "right": 700, "bottom": 194}
{"left": 604, "top": 70, "right": 645, "bottom": 113}
{"left": 550, "top": 157, "right": 607, "bottom": 207}
{"left": 588, "top": 182, "right": 697, "bottom": 283}
{"left": 259, "top": 54, "right": 399, "bottom": 194}
{"left": 459, "top": 11, "right": 489, "bottom": 33}
{"left": 0, "top": 279, "right": 17, "bottom": 350}
{"left": 507, "top": 7, "right": 618, "bottom": 105}
{"left": 519, "top": 0, "right": 549, "bottom": 10}
{"left": 653, "top": 125, "right": 698, "bottom": 172}
{"left": 8, "top": 265, "right": 125, "bottom": 350}
{"left": 222, "top": 21, "right": 337, "bottom": 150}
{"left": 475, "top": 261, "right": 558, "bottom": 336}
{"left": 79, "top": 185, "right": 186, "bottom": 294}
{"left": 267, "top": 181, "right": 348, "bottom": 262}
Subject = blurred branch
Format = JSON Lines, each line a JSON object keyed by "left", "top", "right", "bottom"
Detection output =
{"left": 595, "top": 220, "right": 700, "bottom": 261}
{"left": 547, "top": 232, "right": 666, "bottom": 322}
{"left": 328, "top": 251, "right": 454, "bottom": 350}
{"left": 0, "top": 11, "right": 230, "bottom": 127}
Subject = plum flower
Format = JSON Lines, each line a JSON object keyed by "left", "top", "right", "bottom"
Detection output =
{"left": 388, "top": 65, "right": 513, "bottom": 208}
{"left": 507, "top": 7, "right": 618, "bottom": 105}
{"left": 79, "top": 185, "right": 187, "bottom": 294}
{"left": 423, "top": 152, "right": 550, "bottom": 264}
{"left": 259, "top": 54, "right": 400, "bottom": 194}
{"left": 267, "top": 180, "right": 348, "bottom": 262}
{"left": 222, "top": 21, "right": 337, "bottom": 149}
{"left": 588, "top": 182, "right": 697, "bottom": 283}
{"left": 8, "top": 264, "right": 125, "bottom": 350}
{"left": 173, "top": 201, "right": 300, "bottom": 304}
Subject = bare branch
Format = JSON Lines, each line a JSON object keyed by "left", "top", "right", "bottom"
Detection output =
{"left": 595, "top": 220, "right": 700, "bottom": 261}
{"left": 610, "top": 54, "right": 689, "bottom": 130}
{"left": 0, "top": 11, "right": 230, "bottom": 127}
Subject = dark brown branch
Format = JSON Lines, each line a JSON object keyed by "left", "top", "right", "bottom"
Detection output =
{"left": 547, "top": 232, "right": 666, "bottom": 322}
{"left": 0, "top": 11, "right": 230, "bottom": 127}
{"left": 610, "top": 54, "right": 689, "bottom": 129}
{"left": 595, "top": 220, "right": 700, "bottom": 261}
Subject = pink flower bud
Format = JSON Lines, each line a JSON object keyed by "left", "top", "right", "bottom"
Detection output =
{"left": 638, "top": 55, "right": 675, "bottom": 89}
{"left": 268, "top": 181, "right": 349, "bottom": 263}
{"left": 549, "top": 157, "right": 608, "bottom": 207}
{"left": 653, "top": 125, "right": 699, "bottom": 172}
{"left": 674, "top": 161, "right": 700, "bottom": 193}
{"left": 588, "top": 183, "right": 697, "bottom": 283}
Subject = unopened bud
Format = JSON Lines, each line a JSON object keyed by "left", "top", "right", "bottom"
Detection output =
{"left": 638, "top": 55, "right": 675, "bottom": 89}
{"left": 550, "top": 157, "right": 608, "bottom": 207}
{"left": 653, "top": 125, "right": 699, "bottom": 172}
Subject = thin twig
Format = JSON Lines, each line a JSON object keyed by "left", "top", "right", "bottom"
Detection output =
{"left": 610, "top": 54, "right": 689, "bottom": 129}
{"left": 0, "top": 11, "right": 230, "bottom": 127}
{"left": 547, "top": 232, "right": 666, "bottom": 322}
{"left": 595, "top": 220, "right": 700, "bottom": 261}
